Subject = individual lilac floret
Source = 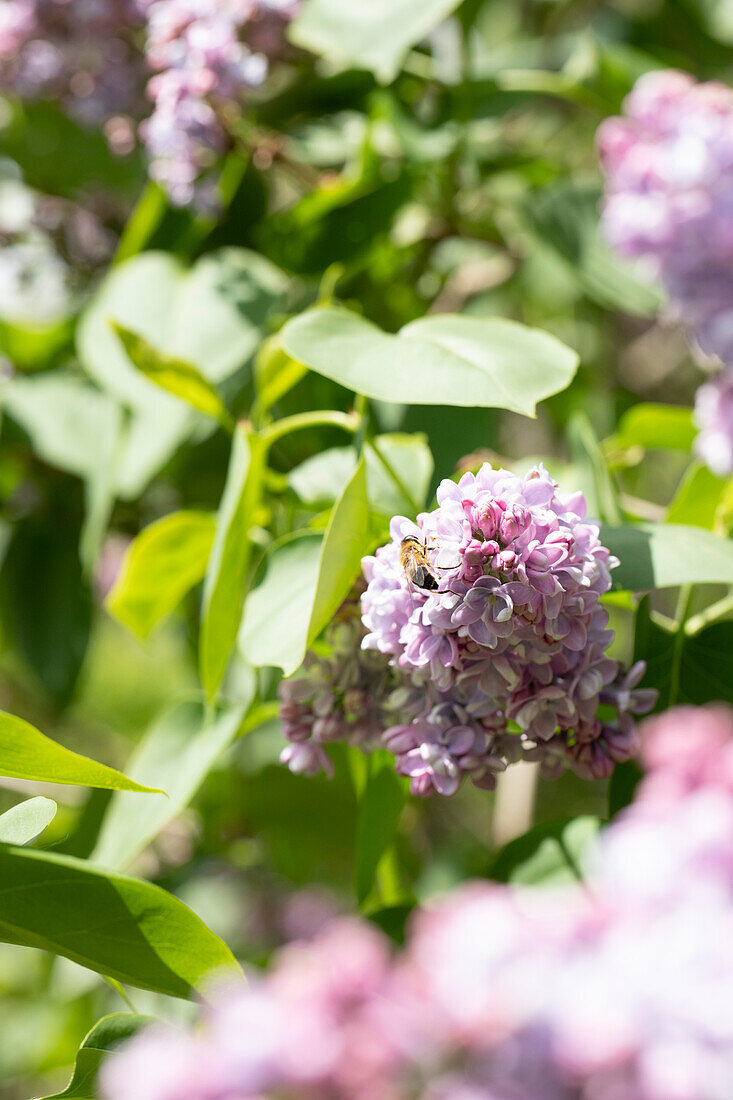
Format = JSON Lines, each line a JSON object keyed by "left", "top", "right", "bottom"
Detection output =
{"left": 138, "top": 0, "right": 297, "bottom": 208}
{"left": 694, "top": 367, "right": 733, "bottom": 476}
{"left": 361, "top": 462, "right": 654, "bottom": 793}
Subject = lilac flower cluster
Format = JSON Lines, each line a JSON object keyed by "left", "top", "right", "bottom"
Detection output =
{"left": 597, "top": 70, "right": 733, "bottom": 474}
{"left": 359, "top": 462, "right": 654, "bottom": 795}
{"left": 102, "top": 704, "right": 733, "bottom": 1100}
{"left": 279, "top": 597, "right": 395, "bottom": 779}
{"left": 0, "top": 0, "right": 145, "bottom": 143}
{"left": 138, "top": 0, "right": 297, "bottom": 208}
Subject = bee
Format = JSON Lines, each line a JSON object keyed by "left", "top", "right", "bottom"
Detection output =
{"left": 399, "top": 535, "right": 439, "bottom": 592}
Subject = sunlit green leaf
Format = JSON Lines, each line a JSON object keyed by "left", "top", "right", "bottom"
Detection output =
{"left": 666, "top": 463, "right": 729, "bottom": 530}
{"left": 355, "top": 757, "right": 407, "bottom": 905}
{"left": 489, "top": 817, "right": 601, "bottom": 886}
{"left": 241, "top": 456, "right": 371, "bottom": 674}
{"left": 0, "top": 846, "right": 238, "bottom": 997}
{"left": 93, "top": 701, "right": 248, "bottom": 870}
{"left": 77, "top": 249, "right": 287, "bottom": 497}
{"left": 0, "top": 711, "right": 160, "bottom": 794}
{"left": 615, "top": 403, "right": 696, "bottom": 452}
{"left": 0, "top": 798, "right": 56, "bottom": 846}
{"left": 200, "top": 427, "right": 267, "bottom": 697}
{"left": 288, "top": 433, "right": 433, "bottom": 515}
{"left": 289, "top": 0, "right": 462, "bottom": 82}
{"left": 111, "top": 324, "right": 234, "bottom": 428}
{"left": 37, "top": 1013, "right": 152, "bottom": 1100}
{"left": 106, "top": 510, "right": 216, "bottom": 639}
{"left": 281, "top": 307, "right": 578, "bottom": 414}
{"left": 603, "top": 523, "right": 733, "bottom": 590}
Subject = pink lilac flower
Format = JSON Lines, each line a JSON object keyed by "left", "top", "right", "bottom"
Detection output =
{"left": 360, "top": 462, "right": 654, "bottom": 793}
{"left": 103, "top": 705, "right": 733, "bottom": 1100}
{"left": 138, "top": 0, "right": 297, "bottom": 208}
{"left": 597, "top": 70, "right": 733, "bottom": 474}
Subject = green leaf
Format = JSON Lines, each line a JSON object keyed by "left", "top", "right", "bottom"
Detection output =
{"left": 200, "top": 428, "right": 267, "bottom": 698}
{"left": 280, "top": 307, "right": 578, "bottom": 415}
{"left": 0, "top": 711, "right": 160, "bottom": 794}
{"left": 355, "top": 757, "right": 406, "bottom": 905}
{"left": 2, "top": 374, "right": 122, "bottom": 567}
{"left": 525, "top": 183, "right": 664, "bottom": 316}
{"left": 489, "top": 817, "right": 601, "bottom": 886}
{"left": 241, "top": 456, "right": 371, "bottom": 674}
{"left": 289, "top": 0, "right": 462, "bottom": 82}
{"left": 636, "top": 607, "right": 733, "bottom": 710}
{"left": 288, "top": 433, "right": 433, "bottom": 515}
{"left": 106, "top": 511, "right": 216, "bottom": 639}
{"left": 36, "top": 1012, "right": 152, "bottom": 1100}
{"left": 77, "top": 249, "right": 287, "bottom": 497}
{"left": 0, "top": 845, "right": 238, "bottom": 997}
{"left": 111, "top": 324, "right": 235, "bottom": 428}
{"left": 615, "top": 403, "right": 696, "bottom": 452}
{"left": 0, "top": 516, "right": 93, "bottom": 708}
{"left": 567, "top": 412, "right": 621, "bottom": 524}
{"left": 93, "top": 701, "right": 247, "bottom": 870}
{"left": 0, "top": 798, "right": 56, "bottom": 846}
{"left": 603, "top": 523, "right": 733, "bottom": 590}
{"left": 239, "top": 533, "right": 324, "bottom": 673}
{"left": 309, "top": 454, "right": 370, "bottom": 640}
{"left": 666, "top": 463, "right": 729, "bottom": 530}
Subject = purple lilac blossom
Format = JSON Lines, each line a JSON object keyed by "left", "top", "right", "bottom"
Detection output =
{"left": 137, "top": 0, "right": 297, "bottom": 208}
{"left": 360, "top": 461, "right": 655, "bottom": 794}
{"left": 597, "top": 69, "right": 733, "bottom": 475}
{"left": 0, "top": 0, "right": 145, "bottom": 134}
{"left": 103, "top": 705, "right": 733, "bottom": 1100}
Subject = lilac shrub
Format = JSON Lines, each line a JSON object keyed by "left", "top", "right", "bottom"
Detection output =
{"left": 280, "top": 462, "right": 655, "bottom": 795}
{"left": 597, "top": 70, "right": 733, "bottom": 474}
{"left": 102, "top": 705, "right": 733, "bottom": 1100}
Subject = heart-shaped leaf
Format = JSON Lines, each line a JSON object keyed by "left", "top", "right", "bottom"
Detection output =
{"left": 289, "top": 0, "right": 462, "bottom": 82}
{"left": 280, "top": 307, "right": 578, "bottom": 415}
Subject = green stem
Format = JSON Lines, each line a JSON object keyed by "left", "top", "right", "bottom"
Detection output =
{"left": 368, "top": 438, "right": 421, "bottom": 516}
{"left": 259, "top": 409, "right": 360, "bottom": 448}
{"left": 353, "top": 393, "right": 369, "bottom": 459}
{"left": 668, "top": 584, "right": 695, "bottom": 706}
